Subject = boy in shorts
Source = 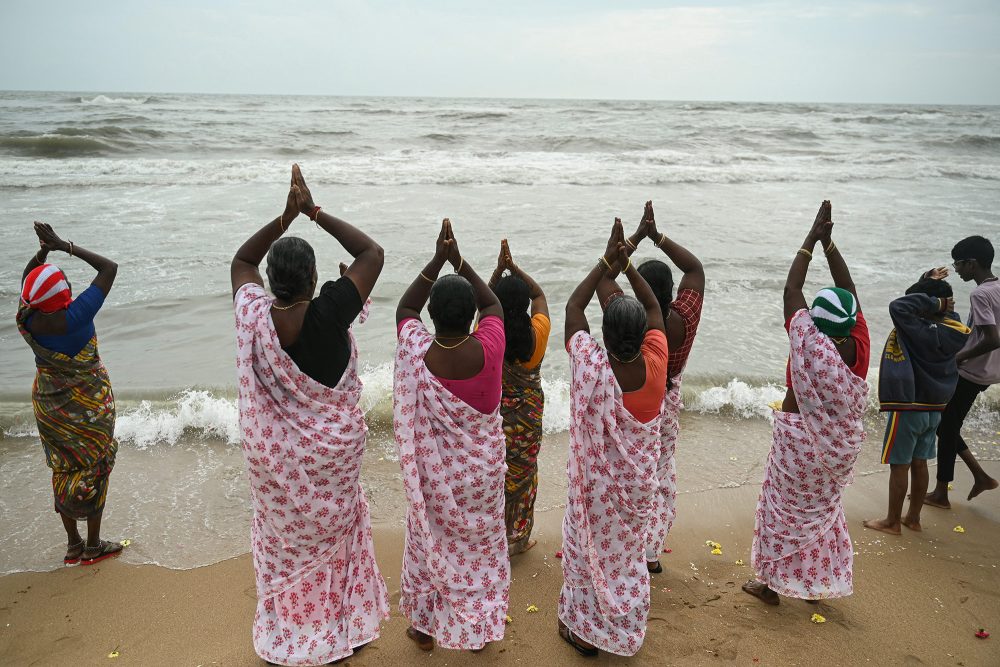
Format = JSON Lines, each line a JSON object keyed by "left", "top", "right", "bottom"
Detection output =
{"left": 864, "top": 271, "right": 970, "bottom": 535}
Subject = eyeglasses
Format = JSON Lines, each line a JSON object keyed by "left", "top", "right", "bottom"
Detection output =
{"left": 952, "top": 258, "right": 975, "bottom": 269}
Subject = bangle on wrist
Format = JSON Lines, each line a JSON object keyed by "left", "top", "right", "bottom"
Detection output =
{"left": 455, "top": 257, "right": 464, "bottom": 273}
{"left": 797, "top": 247, "right": 812, "bottom": 259}
{"left": 622, "top": 257, "right": 631, "bottom": 272}
{"left": 307, "top": 205, "right": 322, "bottom": 221}
{"left": 657, "top": 232, "right": 667, "bottom": 248}
{"left": 824, "top": 241, "right": 838, "bottom": 256}
{"left": 599, "top": 255, "right": 613, "bottom": 272}
{"left": 420, "top": 272, "right": 435, "bottom": 283}
{"left": 625, "top": 238, "right": 637, "bottom": 250}
{"left": 68, "top": 241, "right": 74, "bottom": 256}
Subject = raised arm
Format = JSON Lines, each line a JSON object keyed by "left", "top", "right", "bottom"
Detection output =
{"left": 646, "top": 201, "right": 704, "bottom": 294}
{"left": 290, "top": 166, "right": 384, "bottom": 301}
{"left": 817, "top": 201, "right": 858, "bottom": 307}
{"left": 566, "top": 219, "right": 627, "bottom": 345}
{"left": 446, "top": 220, "right": 502, "bottom": 320}
{"left": 396, "top": 220, "right": 450, "bottom": 324}
{"left": 33, "top": 222, "right": 118, "bottom": 296}
{"left": 614, "top": 234, "right": 665, "bottom": 334}
{"left": 784, "top": 201, "right": 831, "bottom": 320}
{"left": 503, "top": 240, "right": 549, "bottom": 319}
{"left": 230, "top": 169, "right": 300, "bottom": 297}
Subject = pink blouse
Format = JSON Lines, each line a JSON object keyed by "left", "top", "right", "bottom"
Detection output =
{"left": 398, "top": 315, "right": 506, "bottom": 414}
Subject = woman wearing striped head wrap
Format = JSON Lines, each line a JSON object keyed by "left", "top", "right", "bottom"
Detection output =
{"left": 17, "top": 221, "right": 121, "bottom": 567}
{"left": 744, "top": 201, "right": 871, "bottom": 606}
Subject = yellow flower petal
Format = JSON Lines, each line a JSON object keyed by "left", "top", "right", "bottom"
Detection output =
{"left": 711, "top": 548, "right": 722, "bottom": 555}
{"left": 735, "top": 559, "right": 745, "bottom": 566}
{"left": 120, "top": 539, "right": 131, "bottom": 548}
{"left": 810, "top": 613, "right": 826, "bottom": 624}
{"left": 505, "top": 615, "right": 513, "bottom": 624}
{"left": 768, "top": 400, "right": 783, "bottom": 411}
{"left": 947, "top": 483, "right": 954, "bottom": 491}
{"left": 108, "top": 650, "right": 120, "bottom": 658}
{"left": 526, "top": 604, "right": 539, "bottom": 613}
{"left": 953, "top": 525, "right": 965, "bottom": 533}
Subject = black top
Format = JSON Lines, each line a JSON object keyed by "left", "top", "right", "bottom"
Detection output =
{"left": 284, "top": 277, "right": 364, "bottom": 388}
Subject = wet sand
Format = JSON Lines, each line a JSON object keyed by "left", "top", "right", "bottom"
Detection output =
{"left": 1, "top": 453, "right": 997, "bottom": 666}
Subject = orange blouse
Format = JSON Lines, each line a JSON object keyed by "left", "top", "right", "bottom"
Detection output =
{"left": 621, "top": 329, "right": 669, "bottom": 424}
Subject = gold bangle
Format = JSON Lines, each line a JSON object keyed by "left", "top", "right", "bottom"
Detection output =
{"left": 657, "top": 233, "right": 667, "bottom": 248}
{"left": 456, "top": 257, "right": 464, "bottom": 273}
{"left": 625, "top": 238, "right": 637, "bottom": 250}
{"left": 623, "top": 257, "right": 631, "bottom": 272}
{"left": 68, "top": 241, "right": 74, "bottom": 257}
{"left": 600, "top": 255, "right": 613, "bottom": 271}
{"left": 797, "top": 247, "right": 812, "bottom": 259}
{"left": 824, "top": 242, "right": 838, "bottom": 256}
{"left": 278, "top": 214, "right": 284, "bottom": 232}
{"left": 419, "top": 272, "right": 435, "bottom": 283}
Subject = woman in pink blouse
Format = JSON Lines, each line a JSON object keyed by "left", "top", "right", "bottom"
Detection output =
{"left": 393, "top": 219, "right": 510, "bottom": 653}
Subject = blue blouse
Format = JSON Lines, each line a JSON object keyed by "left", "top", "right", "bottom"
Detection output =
{"left": 28, "top": 284, "right": 107, "bottom": 357}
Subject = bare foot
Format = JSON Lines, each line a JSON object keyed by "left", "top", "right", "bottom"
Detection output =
{"left": 508, "top": 538, "right": 537, "bottom": 556}
{"left": 862, "top": 518, "right": 901, "bottom": 536}
{"left": 968, "top": 477, "right": 999, "bottom": 501}
{"left": 901, "top": 518, "right": 922, "bottom": 532}
{"left": 923, "top": 491, "right": 951, "bottom": 509}
{"left": 742, "top": 580, "right": 780, "bottom": 606}
{"left": 406, "top": 627, "right": 433, "bottom": 652}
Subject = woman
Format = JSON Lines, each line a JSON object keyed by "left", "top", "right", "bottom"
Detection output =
{"left": 626, "top": 201, "right": 705, "bottom": 574}
{"left": 393, "top": 219, "right": 509, "bottom": 652}
{"left": 558, "top": 218, "right": 667, "bottom": 658}
{"left": 489, "top": 239, "right": 550, "bottom": 556}
{"left": 230, "top": 164, "right": 388, "bottom": 665}
{"left": 744, "top": 201, "right": 870, "bottom": 606}
{"left": 17, "top": 221, "right": 120, "bottom": 566}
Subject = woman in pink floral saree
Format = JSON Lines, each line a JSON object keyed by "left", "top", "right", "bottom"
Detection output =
{"left": 745, "top": 201, "right": 870, "bottom": 606}
{"left": 558, "top": 218, "right": 667, "bottom": 658}
{"left": 231, "top": 165, "right": 389, "bottom": 665}
{"left": 393, "top": 219, "right": 510, "bottom": 653}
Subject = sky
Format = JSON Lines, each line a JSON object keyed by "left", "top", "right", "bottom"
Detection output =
{"left": 1, "top": 1, "right": 998, "bottom": 104}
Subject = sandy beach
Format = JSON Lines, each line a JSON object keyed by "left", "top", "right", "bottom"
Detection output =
{"left": 1, "top": 418, "right": 997, "bottom": 667}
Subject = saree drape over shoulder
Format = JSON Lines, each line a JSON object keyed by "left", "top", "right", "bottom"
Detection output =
{"left": 392, "top": 319, "right": 510, "bottom": 650}
{"left": 501, "top": 358, "right": 544, "bottom": 550}
{"left": 234, "top": 283, "right": 388, "bottom": 666}
{"left": 558, "top": 331, "right": 660, "bottom": 657}
{"left": 752, "top": 309, "right": 869, "bottom": 600}
{"left": 16, "top": 302, "right": 117, "bottom": 520}
{"left": 646, "top": 382, "right": 682, "bottom": 559}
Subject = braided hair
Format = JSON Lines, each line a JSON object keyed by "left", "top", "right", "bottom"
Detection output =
{"left": 494, "top": 275, "right": 533, "bottom": 363}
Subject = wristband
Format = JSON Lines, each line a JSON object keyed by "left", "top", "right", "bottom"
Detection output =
{"left": 308, "top": 206, "right": 322, "bottom": 221}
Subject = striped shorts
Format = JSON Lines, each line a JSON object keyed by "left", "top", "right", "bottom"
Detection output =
{"left": 881, "top": 411, "right": 940, "bottom": 465}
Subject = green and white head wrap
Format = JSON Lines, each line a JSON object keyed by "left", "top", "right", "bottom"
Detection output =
{"left": 810, "top": 287, "right": 857, "bottom": 337}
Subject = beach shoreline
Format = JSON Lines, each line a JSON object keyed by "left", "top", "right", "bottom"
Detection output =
{"left": 1, "top": 446, "right": 997, "bottom": 666}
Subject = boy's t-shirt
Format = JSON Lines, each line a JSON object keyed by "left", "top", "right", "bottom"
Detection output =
{"left": 959, "top": 278, "right": 1000, "bottom": 386}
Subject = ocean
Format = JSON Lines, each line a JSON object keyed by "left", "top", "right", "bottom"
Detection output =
{"left": 1, "top": 91, "right": 998, "bottom": 573}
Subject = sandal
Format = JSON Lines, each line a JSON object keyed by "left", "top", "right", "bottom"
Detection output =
{"left": 406, "top": 627, "right": 433, "bottom": 652}
{"left": 80, "top": 540, "right": 123, "bottom": 566}
{"left": 64, "top": 540, "right": 85, "bottom": 565}
{"left": 558, "top": 622, "right": 598, "bottom": 657}
{"left": 647, "top": 560, "right": 663, "bottom": 574}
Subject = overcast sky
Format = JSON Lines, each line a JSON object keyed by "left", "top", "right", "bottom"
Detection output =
{"left": 1, "top": 1, "right": 998, "bottom": 103}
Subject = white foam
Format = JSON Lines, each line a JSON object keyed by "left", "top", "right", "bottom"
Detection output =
{"left": 79, "top": 94, "right": 149, "bottom": 105}
{"left": 691, "top": 379, "right": 787, "bottom": 420}
{"left": 115, "top": 390, "right": 240, "bottom": 448}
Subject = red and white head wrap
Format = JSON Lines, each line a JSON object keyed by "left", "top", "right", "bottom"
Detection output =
{"left": 21, "top": 264, "right": 72, "bottom": 313}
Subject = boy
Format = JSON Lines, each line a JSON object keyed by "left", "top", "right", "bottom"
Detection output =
{"left": 925, "top": 236, "right": 1000, "bottom": 508}
{"left": 864, "top": 271, "right": 969, "bottom": 534}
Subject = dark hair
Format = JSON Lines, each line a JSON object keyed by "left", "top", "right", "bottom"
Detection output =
{"left": 638, "top": 259, "right": 674, "bottom": 317}
{"left": 494, "top": 275, "right": 533, "bottom": 363}
{"left": 602, "top": 295, "right": 647, "bottom": 360}
{"left": 428, "top": 274, "right": 476, "bottom": 332}
{"left": 266, "top": 237, "right": 316, "bottom": 300}
{"left": 951, "top": 235, "right": 994, "bottom": 268}
{"left": 905, "top": 278, "right": 953, "bottom": 299}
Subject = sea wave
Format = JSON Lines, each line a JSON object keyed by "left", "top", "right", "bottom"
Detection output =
{"left": 0, "top": 134, "right": 122, "bottom": 157}
{"left": 3, "top": 373, "right": 996, "bottom": 447}
{"left": 78, "top": 94, "right": 153, "bottom": 105}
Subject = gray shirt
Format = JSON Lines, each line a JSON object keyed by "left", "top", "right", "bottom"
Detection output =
{"left": 958, "top": 278, "right": 1000, "bottom": 385}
